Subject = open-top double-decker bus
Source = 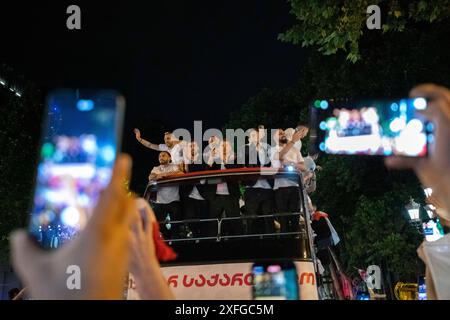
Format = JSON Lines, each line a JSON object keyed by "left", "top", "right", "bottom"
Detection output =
{"left": 129, "top": 167, "right": 319, "bottom": 300}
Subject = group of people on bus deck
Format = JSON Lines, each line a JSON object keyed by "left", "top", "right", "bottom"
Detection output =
{"left": 134, "top": 124, "right": 317, "bottom": 239}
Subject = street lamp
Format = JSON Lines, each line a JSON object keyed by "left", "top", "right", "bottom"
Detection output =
{"left": 405, "top": 198, "right": 422, "bottom": 234}
{"left": 405, "top": 198, "right": 421, "bottom": 221}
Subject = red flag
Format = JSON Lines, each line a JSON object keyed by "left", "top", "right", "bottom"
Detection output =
{"left": 152, "top": 222, "right": 177, "bottom": 262}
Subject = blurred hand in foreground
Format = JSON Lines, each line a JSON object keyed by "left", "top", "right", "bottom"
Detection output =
{"left": 11, "top": 154, "right": 135, "bottom": 299}
{"left": 385, "top": 84, "right": 450, "bottom": 214}
{"left": 129, "top": 198, "right": 174, "bottom": 299}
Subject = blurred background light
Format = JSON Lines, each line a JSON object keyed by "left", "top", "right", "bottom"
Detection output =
{"left": 413, "top": 98, "right": 427, "bottom": 110}
{"left": 100, "top": 145, "right": 115, "bottom": 163}
{"left": 61, "top": 206, "right": 80, "bottom": 227}
{"left": 77, "top": 99, "right": 94, "bottom": 112}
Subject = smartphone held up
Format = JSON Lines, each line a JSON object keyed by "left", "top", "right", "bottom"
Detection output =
{"left": 252, "top": 261, "right": 299, "bottom": 300}
{"left": 28, "top": 90, "right": 125, "bottom": 249}
{"left": 310, "top": 98, "right": 434, "bottom": 157}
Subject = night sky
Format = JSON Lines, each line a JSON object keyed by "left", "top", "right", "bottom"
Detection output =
{"left": 1, "top": 1, "right": 306, "bottom": 191}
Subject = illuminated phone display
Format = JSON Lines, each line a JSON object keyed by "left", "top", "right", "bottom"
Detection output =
{"left": 310, "top": 98, "right": 433, "bottom": 157}
{"left": 422, "top": 218, "right": 445, "bottom": 242}
{"left": 29, "top": 90, "right": 125, "bottom": 249}
{"left": 418, "top": 276, "right": 426, "bottom": 300}
{"left": 252, "top": 262, "right": 299, "bottom": 300}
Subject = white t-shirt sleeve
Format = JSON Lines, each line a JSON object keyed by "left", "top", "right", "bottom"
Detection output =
{"left": 158, "top": 144, "right": 169, "bottom": 151}
{"left": 270, "top": 146, "right": 281, "bottom": 168}
{"left": 169, "top": 144, "right": 185, "bottom": 165}
{"left": 269, "top": 146, "right": 278, "bottom": 161}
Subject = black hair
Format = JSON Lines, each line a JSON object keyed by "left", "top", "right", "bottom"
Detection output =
{"left": 297, "top": 123, "right": 310, "bottom": 129}
{"left": 160, "top": 151, "right": 171, "bottom": 158}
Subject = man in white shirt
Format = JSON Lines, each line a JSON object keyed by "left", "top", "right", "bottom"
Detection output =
{"left": 149, "top": 151, "right": 182, "bottom": 238}
{"left": 202, "top": 135, "right": 220, "bottom": 165}
{"left": 240, "top": 128, "right": 274, "bottom": 235}
{"left": 270, "top": 129, "right": 306, "bottom": 233}
{"left": 284, "top": 128, "right": 302, "bottom": 152}
{"left": 134, "top": 129, "right": 186, "bottom": 165}
{"left": 180, "top": 141, "right": 209, "bottom": 238}
{"left": 205, "top": 140, "right": 242, "bottom": 237}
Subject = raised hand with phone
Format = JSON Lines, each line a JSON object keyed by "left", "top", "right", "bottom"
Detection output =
{"left": 11, "top": 154, "right": 136, "bottom": 299}
{"left": 310, "top": 97, "right": 431, "bottom": 157}
{"left": 10, "top": 89, "right": 175, "bottom": 300}
{"left": 385, "top": 84, "right": 450, "bottom": 214}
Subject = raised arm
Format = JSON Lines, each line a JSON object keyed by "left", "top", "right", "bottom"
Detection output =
{"left": 134, "top": 129, "right": 161, "bottom": 151}
{"left": 279, "top": 129, "right": 306, "bottom": 160}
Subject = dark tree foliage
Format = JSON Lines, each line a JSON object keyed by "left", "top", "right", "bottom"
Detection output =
{"left": 279, "top": 0, "right": 450, "bottom": 62}
{"left": 227, "top": 17, "right": 450, "bottom": 281}
{"left": 0, "top": 65, "right": 43, "bottom": 263}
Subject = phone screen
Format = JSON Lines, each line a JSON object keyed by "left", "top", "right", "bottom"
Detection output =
{"left": 252, "top": 262, "right": 299, "bottom": 300}
{"left": 422, "top": 218, "right": 445, "bottom": 242}
{"left": 28, "top": 90, "right": 125, "bottom": 249}
{"left": 418, "top": 276, "right": 426, "bottom": 300}
{"left": 310, "top": 98, "right": 433, "bottom": 157}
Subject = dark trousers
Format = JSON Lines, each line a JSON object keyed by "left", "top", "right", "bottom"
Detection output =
{"left": 209, "top": 195, "right": 242, "bottom": 236}
{"left": 244, "top": 188, "right": 275, "bottom": 235}
{"left": 274, "top": 187, "right": 301, "bottom": 233}
{"left": 183, "top": 197, "right": 209, "bottom": 237}
{"left": 152, "top": 201, "right": 181, "bottom": 239}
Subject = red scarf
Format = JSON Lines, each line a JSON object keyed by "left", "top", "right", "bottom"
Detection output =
{"left": 312, "top": 210, "right": 329, "bottom": 221}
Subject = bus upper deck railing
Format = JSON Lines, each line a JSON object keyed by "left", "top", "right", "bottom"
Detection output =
{"left": 158, "top": 211, "right": 307, "bottom": 242}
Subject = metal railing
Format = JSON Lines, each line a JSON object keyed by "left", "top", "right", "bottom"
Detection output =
{"left": 157, "top": 211, "right": 306, "bottom": 241}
